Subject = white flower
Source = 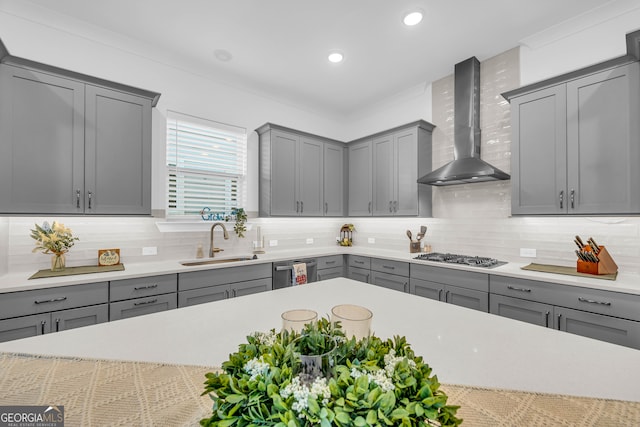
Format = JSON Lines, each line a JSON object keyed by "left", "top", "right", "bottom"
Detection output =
{"left": 251, "top": 330, "right": 278, "bottom": 346}
{"left": 244, "top": 357, "right": 270, "bottom": 381}
{"left": 280, "top": 376, "right": 331, "bottom": 417}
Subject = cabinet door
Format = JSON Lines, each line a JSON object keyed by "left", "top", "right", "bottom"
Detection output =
{"left": 555, "top": 306, "right": 640, "bottom": 350}
{"left": 566, "top": 63, "right": 640, "bottom": 214}
{"left": 270, "top": 130, "right": 299, "bottom": 215}
{"left": 53, "top": 304, "right": 109, "bottom": 332}
{"left": 323, "top": 143, "right": 344, "bottom": 216}
{"left": 347, "top": 267, "right": 370, "bottom": 283}
{"left": 444, "top": 285, "right": 489, "bottom": 312}
{"left": 85, "top": 85, "right": 152, "bottom": 215}
{"left": 394, "top": 128, "right": 418, "bottom": 215}
{"left": 178, "top": 285, "right": 228, "bottom": 308}
{"left": 0, "top": 65, "right": 85, "bottom": 214}
{"left": 510, "top": 84, "right": 567, "bottom": 214}
{"left": 230, "top": 278, "right": 272, "bottom": 298}
{"left": 490, "top": 294, "right": 553, "bottom": 327}
{"left": 410, "top": 278, "right": 443, "bottom": 302}
{"left": 348, "top": 140, "right": 372, "bottom": 216}
{"left": 370, "top": 271, "right": 408, "bottom": 293}
{"left": 298, "top": 137, "right": 323, "bottom": 216}
{"left": 0, "top": 313, "right": 50, "bottom": 343}
{"left": 372, "top": 134, "right": 394, "bottom": 216}
{"left": 110, "top": 294, "right": 176, "bottom": 321}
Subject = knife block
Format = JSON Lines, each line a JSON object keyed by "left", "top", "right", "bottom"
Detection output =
{"left": 576, "top": 246, "right": 618, "bottom": 275}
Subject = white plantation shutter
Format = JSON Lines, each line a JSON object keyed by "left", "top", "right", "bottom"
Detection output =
{"left": 166, "top": 111, "right": 247, "bottom": 217}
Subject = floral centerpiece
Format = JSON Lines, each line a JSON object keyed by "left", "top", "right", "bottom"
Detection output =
{"left": 30, "top": 221, "right": 79, "bottom": 271}
{"left": 201, "top": 319, "right": 462, "bottom": 426}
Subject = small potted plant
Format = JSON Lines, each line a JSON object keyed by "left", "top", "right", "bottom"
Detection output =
{"left": 225, "top": 207, "right": 248, "bottom": 238}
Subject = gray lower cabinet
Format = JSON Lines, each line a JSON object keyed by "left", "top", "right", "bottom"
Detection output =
{"left": 370, "top": 258, "right": 409, "bottom": 292}
{"left": 346, "top": 255, "right": 371, "bottom": 283}
{"left": 109, "top": 274, "right": 178, "bottom": 321}
{"left": 490, "top": 275, "right": 640, "bottom": 349}
{"left": 0, "top": 281, "right": 109, "bottom": 342}
{"left": 0, "top": 305, "right": 109, "bottom": 343}
{"left": 317, "top": 255, "right": 345, "bottom": 281}
{"left": 410, "top": 264, "right": 489, "bottom": 312}
{"left": 178, "top": 263, "right": 272, "bottom": 308}
{"left": 0, "top": 62, "right": 156, "bottom": 215}
{"left": 506, "top": 61, "right": 640, "bottom": 215}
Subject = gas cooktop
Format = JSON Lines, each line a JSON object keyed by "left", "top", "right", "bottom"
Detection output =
{"left": 413, "top": 252, "right": 507, "bottom": 268}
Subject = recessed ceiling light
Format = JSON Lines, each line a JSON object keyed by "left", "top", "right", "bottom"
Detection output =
{"left": 328, "top": 51, "right": 344, "bottom": 63}
{"left": 214, "top": 49, "right": 233, "bottom": 62}
{"left": 403, "top": 10, "right": 423, "bottom": 26}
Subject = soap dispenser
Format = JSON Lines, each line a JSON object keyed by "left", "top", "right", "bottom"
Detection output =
{"left": 196, "top": 242, "right": 204, "bottom": 259}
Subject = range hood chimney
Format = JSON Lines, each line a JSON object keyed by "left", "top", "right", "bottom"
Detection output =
{"left": 418, "top": 57, "right": 510, "bottom": 186}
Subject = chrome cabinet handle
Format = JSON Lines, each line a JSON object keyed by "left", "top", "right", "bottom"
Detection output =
{"left": 438, "top": 289, "right": 443, "bottom": 300}
{"left": 507, "top": 285, "right": 531, "bottom": 293}
{"left": 366, "top": 274, "right": 370, "bottom": 283}
{"left": 368, "top": 201, "right": 372, "bottom": 213}
{"left": 354, "top": 260, "right": 364, "bottom": 265}
{"left": 134, "top": 298, "right": 157, "bottom": 306}
{"left": 225, "top": 290, "right": 230, "bottom": 298}
{"left": 232, "top": 289, "right": 237, "bottom": 298}
{"left": 403, "top": 282, "right": 408, "bottom": 293}
{"left": 545, "top": 311, "right": 550, "bottom": 328}
{"left": 41, "top": 320, "right": 47, "bottom": 335}
{"left": 445, "top": 290, "right": 450, "bottom": 302}
{"left": 324, "top": 202, "right": 328, "bottom": 214}
{"left": 76, "top": 189, "right": 81, "bottom": 208}
{"left": 134, "top": 284, "right": 158, "bottom": 291}
{"left": 382, "top": 265, "right": 395, "bottom": 270}
{"left": 557, "top": 313, "right": 562, "bottom": 330}
{"left": 300, "top": 201, "right": 303, "bottom": 213}
{"left": 570, "top": 189, "right": 575, "bottom": 209}
{"left": 55, "top": 318, "right": 60, "bottom": 332}
{"left": 296, "top": 201, "right": 299, "bottom": 213}
{"left": 88, "top": 191, "right": 93, "bottom": 209}
{"left": 326, "top": 260, "right": 336, "bottom": 265}
{"left": 559, "top": 190, "right": 564, "bottom": 209}
{"left": 578, "top": 297, "right": 611, "bottom": 306}
{"left": 389, "top": 201, "right": 393, "bottom": 212}
{"left": 35, "top": 296, "right": 67, "bottom": 304}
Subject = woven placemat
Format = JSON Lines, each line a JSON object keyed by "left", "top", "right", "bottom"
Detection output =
{"left": 29, "top": 264, "right": 125, "bottom": 280}
{"left": 522, "top": 263, "right": 617, "bottom": 281}
{"left": 1, "top": 352, "right": 639, "bottom": 426}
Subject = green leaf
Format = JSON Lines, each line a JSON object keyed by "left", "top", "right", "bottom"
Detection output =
{"left": 335, "top": 411, "right": 351, "bottom": 425}
{"left": 391, "top": 407, "right": 410, "bottom": 421}
{"left": 354, "top": 416, "right": 367, "bottom": 427}
{"left": 225, "top": 394, "right": 245, "bottom": 404}
{"left": 218, "top": 418, "right": 238, "bottom": 427}
{"left": 366, "top": 409, "right": 378, "bottom": 425}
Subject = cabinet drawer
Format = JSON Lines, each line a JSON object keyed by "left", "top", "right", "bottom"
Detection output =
{"left": 410, "top": 264, "right": 488, "bottom": 291}
{"left": 179, "top": 263, "right": 272, "bottom": 291}
{"left": 490, "top": 275, "right": 640, "bottom": 321}
{"left": 318, "top": 255, "right": 344, "bottom": 269}
{"left": 370, "top": 271, "right": 408, "bottom": 292}
{"left": 490, "top": 294, "right": 553, "bottom": 328}
{"left": 110, "top": 274, "right": 177, "bottom": 302}
{"left": 347, "top": 266, "right": 370, "bottom": 283}
{"left": 371, "top": 258, "right": 409, "bottom": 277}
{"left": 109, "top": 293, "right": 176, "bottom": 321}
{"left": 317, "top": 266, "right": 344, "bottom": 281}
{"left": 0, "top": 282, "right": 109, "bottom": 320}
{"left": 555, "top": 306, "right": 640, "bottom": 350}
{"left": 348, "top": 255, "right": 370, "bottom": 269}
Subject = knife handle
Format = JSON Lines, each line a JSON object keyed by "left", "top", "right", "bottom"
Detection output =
{"left": 575, "top": 235, "right": 586, "bottom": 248}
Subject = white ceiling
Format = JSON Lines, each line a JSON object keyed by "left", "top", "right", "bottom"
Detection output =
{"left": 22, "top": 0, "right": 616, "bottom": 115}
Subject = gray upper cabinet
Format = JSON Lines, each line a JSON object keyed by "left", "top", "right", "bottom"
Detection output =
{"left": 85, "top": 85, "right": 152, "bottom": 215}
{"left": 507, "top": 61, "right": 640, "bottom": 215}
{"left": 323, "top": 142, "right": 345, "bottom": 216}
{"left": 348, "top": 139, "right": 373, "bottom": 216}
{"left": 0, "top": 61, "right": 157, "bottom": 215}
{"left": 351, "top": 121, "right": 433, "bottom": 217}
{"left": 257, "top": 123, "right": 343, "bottom": 217}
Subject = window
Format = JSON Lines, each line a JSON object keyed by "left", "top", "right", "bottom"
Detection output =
{"left": 166, "top": 111, "right": 247, "bottom": 218}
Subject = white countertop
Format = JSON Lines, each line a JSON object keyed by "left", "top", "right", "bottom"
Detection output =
{"left": 0, "top": 278, "right": 638, "bottom": 402}
{"left": 2, "top": 246, "right": 640, "bottom": 295}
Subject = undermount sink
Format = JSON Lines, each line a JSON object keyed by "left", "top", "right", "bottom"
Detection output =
{"left": 180, "top": 255, "right": 257, "bottom": 267}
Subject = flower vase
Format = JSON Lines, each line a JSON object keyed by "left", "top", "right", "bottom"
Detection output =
{"left": 51, "top": 252, "right": 66, "bottom": 272}
{"left": 295, "top": 334, "right": 336, "bottom": 385}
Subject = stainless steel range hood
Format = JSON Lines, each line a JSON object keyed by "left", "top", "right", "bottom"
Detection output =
{"left": 418, "top": 57, "right": 510, "bottom": 186}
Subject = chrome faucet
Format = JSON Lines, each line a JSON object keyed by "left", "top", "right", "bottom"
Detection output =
{"left": 209, "top": 222, "right": 229, "bottom": 257}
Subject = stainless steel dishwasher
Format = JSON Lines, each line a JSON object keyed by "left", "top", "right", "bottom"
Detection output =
{"left": 273, "top": 258, "right": 318, "bottom": 289}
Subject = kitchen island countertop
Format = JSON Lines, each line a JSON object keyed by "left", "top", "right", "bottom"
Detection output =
{"left": 0, "top": 278, "right": 638, "bottom": 403}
